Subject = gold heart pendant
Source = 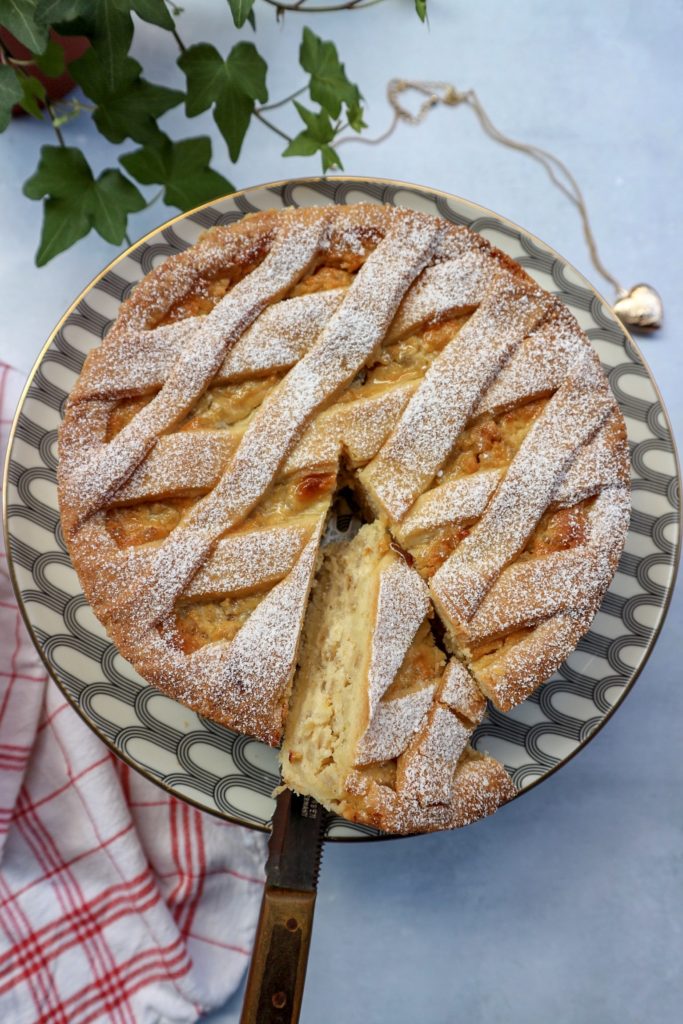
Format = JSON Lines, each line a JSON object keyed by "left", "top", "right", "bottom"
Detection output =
{"left": 613, "top": 284, "right": 663, "bottom": 332}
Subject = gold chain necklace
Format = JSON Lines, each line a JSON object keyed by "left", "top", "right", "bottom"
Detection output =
{"left": 339, "top": 79, "right": 662, "bottom": 333}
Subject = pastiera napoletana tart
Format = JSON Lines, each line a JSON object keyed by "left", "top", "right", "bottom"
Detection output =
{"left": 58, "top": 204, "right": 629, "bottom": 834}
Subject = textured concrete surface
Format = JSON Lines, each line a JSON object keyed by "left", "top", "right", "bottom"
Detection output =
{"left": 1, "top": 2, "right": 681, "bottom": 1021}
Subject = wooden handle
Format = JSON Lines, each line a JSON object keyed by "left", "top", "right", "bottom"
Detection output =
{"left": 240, "top": 887, "right": 317, "bottom": 1024}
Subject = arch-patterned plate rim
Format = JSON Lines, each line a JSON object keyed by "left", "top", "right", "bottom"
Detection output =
{"left": 3, "top": 174, "right": 681, "bottom": 842}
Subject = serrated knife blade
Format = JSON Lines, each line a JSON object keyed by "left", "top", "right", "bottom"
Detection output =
{"left": 240, "top": 789, "right": 327, "bottom": 1024}
{"left": 266, "top": 790, "right": 326, "bottom": 892}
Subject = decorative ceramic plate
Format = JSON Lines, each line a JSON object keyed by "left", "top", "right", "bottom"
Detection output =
{"left": 4, "top": 178, "right": 680, "bottom": 840}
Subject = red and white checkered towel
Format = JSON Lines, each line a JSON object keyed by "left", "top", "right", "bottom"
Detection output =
{"left": 0, "top": 361, "right": 267, "bottom": 1023}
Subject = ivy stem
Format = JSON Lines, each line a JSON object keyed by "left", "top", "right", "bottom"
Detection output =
{"left": 146, "top": 188, "right": 165, "bottom": 208}
{"left": 124, "top": 231, "right": 132, "bottom": 246}
{"left": 47, "top": 102, "right": 65, "bottom": 147}
{"left": 259, "top": 85, "right": 307, "bottom": 112}
{"left": 262, "top": 0, "right": 385, "bottom": 11}
{"left": 164, "top": 0, "right": 187, "bottom": 49}
{"left": 253, "top": 109, "right": 292, "bottom": 143}
{"left": 171, "top": 27, "right": 187, "bottom": 52}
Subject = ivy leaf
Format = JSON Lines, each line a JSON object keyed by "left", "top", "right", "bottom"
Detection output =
{"left": 89, "top": 1, "right": 134, "bottom": 88}
{"left": 415, "top": 0, "right": 427, "bottom": 21}
{"left": 34, "top": 0, "right": 90, "bottom": 23}
{"left": 23, "top": 145, "right": 91, "bottom": 200}
{"left": 284, "top": 102, "right": 343, "bottom": 173}
{"left": 89, "top": 168, "right": 146, "bottom": 242}
{"left": 0, "top": 0, "right": 49, "bottom": 54}
{"left": 299, "top": 26, "right": 361, "bottom": 123}
{"left": 19, "top": 75, "right": 46, "bottom": 119}
{"left": 213, "top": 88, "right": 253, "bottom": 165}
{"left": 214, "top": 41, "right": 267, "bottom": 159}
{"left": 347, "top": 97, "right": 367, "bottom": 134}
{"left": 179, "top": 41, "right": 267, "bottom": 161}
{"left": 36, "top": 198, "right": 91, "bottom": 267}
{"left": 121, "top": 135, "right": 234, "bottom": 210}
{"left": 227, "top": 0, "right": 255, "bottom": 29}
{"left": 178, "top": 44, "right": 225, "bottom": 116}
{"left": 33, "top": 37, "right": 66, "bottom": 77}
{"left": 71, "top": 50, "right": 182, "bottom": 143}
{"left": 319, "top": 144, "right": 342, "bottom": 173}
{"left": 225, "top": 41, "right": 267, "bottom": 102}
{"left": 283, "top": 135, "right": 319, "bottom": 158}
{"left": 292, "top": 101, "right": 334, "bottom": 143}
{"left": 54, "top": 1, "right": 134, "bottom": 92}
{"left": 130, "top": 0, "right": 174, "bottom": 29}
{"left": 53, "top": 0, "right": 175, "bottom": 29}
{"left": 23, "top": 146, "right": 145, "bottom": 264}
{"left": 0, "top": 65, "right": 22, "bottom": 132}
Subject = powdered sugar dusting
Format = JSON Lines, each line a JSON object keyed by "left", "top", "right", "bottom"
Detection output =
{"left": 477, "top": 304, "right": 592, "bottom": 414}
{"left": 356, "top": 684, "right": 436, "bottom": 766}
{"left": 366, "top": 559, "right": 430, "bottom": 718}
{"left": 115, "top": 430, "right": 236, "bottom": 502}
{"left": 76, "top": 289, "right": 346, "bottom": 401}
{"left": 76, "top": 318, "right": 199, "bottom": 401}
{"left": 64, "top": 214, "right": 328, "bottom": 524}
{"left": 399, "top": 705, "right": 472, "bottom": 807}
{"left": 439, "top": 659, "right": 486, "bottom": 723}
{"left": 475, "top": 611, "right": 587, "bottom": 711}
{"left": 553, "top": 408, "right": 628, "bottom": 507}
{"left": 393, "top": 658, "right": 486, "bottom": 809}
{"left": 360, "top": 279, "right": 550, "bottom": 523}
{"left": 387, "top": 246, "right": 489, "bottom": 340}
{"left": 345, "top": 751, "right": 514, "bottom": 834}
{"left": 397, "top": 468, "right": 502, "bottom": 542}
{"left": 192, "top": 522, "right": 324, "bottom": 743}
{"left": 221, "top": 289, "right": 344, "bottom": 381}
{"left": 431, "top": 377, "right": 615, "bottom": 623}
{"left": 466, "top": 548, "right": 588, "bottom": 643}
{"left": 170, "top": 215, "right": 441, "bottom": 552}
{"left": 282, "top": 381, "right": 417, "bottom": 476}
{"left": 184, "top": 523, "right": 311, "bottom": 599}
{"left": 353, "top": 556, "right": 432, "bottom": 767}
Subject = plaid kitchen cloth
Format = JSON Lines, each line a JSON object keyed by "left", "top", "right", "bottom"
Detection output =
{"left": 0, "top": 360, "right": 267, "bottom": 1023}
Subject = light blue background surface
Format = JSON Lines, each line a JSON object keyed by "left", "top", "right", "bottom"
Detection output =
{"left": 1, "top": 2, "right": 681, "bottom": 1022}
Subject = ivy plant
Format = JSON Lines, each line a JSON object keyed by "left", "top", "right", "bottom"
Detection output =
{"left": 0, "top": 0, "right": 427, "bottom": 265}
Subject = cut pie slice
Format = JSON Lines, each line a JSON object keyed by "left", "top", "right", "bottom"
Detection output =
{"left": 281, "top": 521, "right": 514, "bottom": 834}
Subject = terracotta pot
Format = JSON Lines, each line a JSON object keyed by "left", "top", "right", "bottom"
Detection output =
{"left": 0, "top": 28, "right": 90, "bottom": 113}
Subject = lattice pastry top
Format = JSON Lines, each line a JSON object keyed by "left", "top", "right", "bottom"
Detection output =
{"left": 58, "top": 204, "right": 629, "bottom": 833}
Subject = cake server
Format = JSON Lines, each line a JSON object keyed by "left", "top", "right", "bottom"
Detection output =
{"left": 240, "top": 789, "right": 326, "bottom": 1024}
